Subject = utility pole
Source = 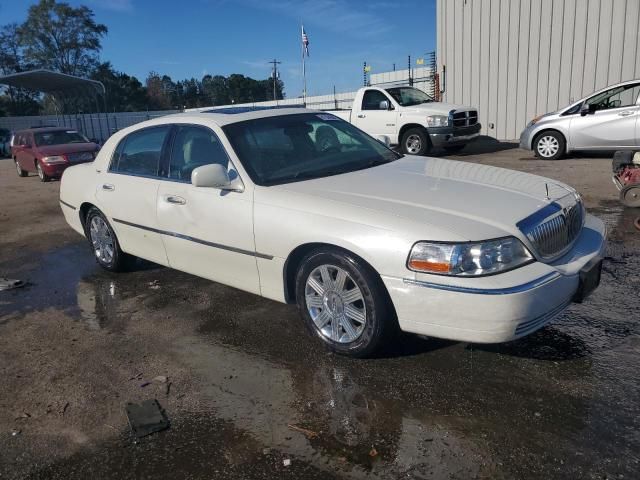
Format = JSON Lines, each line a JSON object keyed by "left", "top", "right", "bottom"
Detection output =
{"left": 268, "top": 58, "right": 281, "bottom": 102}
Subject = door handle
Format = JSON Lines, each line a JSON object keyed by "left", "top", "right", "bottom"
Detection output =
{"left": 165, "top": 195, "right": 186, "bottom": 205}
{"left": 618, "top": 111, "right": 635, "bottom": 117}
{"left": 102, "top": 184, "right": 115, "bottom": 191}
{"left": 357, "top": 114, "right": 366, "bottom": 118}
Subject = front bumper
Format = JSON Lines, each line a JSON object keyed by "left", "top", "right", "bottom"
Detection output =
{"left": 382, "top": 213, "right": 606, "bottom": 343}
{"left": 429, "top": 123, "right": 481, "bottom": 147}
{"left": 519, "top": 125, "right": 535, "bottom": 150}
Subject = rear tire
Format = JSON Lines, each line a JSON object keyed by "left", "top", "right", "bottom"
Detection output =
{"left": 84, "top": 207, "right": 136, "bottom": 272}
{"left": 36, "top": 161, "right": 51, "bottom": 182}
{"left": 15, "top": 160, "right": 27, "bottom": 177}
{"left": 533, "top": 131, "right": 565, "bottom": 160}
{"left": 401, "top": 127, "right": 431, "bottom": 156}
{"left": 295, "top": 247, "right": 397, "bottom": 358}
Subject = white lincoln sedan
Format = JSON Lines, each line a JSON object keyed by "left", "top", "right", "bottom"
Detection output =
{"left": 60, "top": 108, "right": 606, "bottom": 357}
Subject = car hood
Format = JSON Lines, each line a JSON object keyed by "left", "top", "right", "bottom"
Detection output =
{"left": 275, "top": 156, "right": 577, "bottom": 242}
{"left": 399, "top": 102, "right": 476, "bottom": 115}
{"left": 37, "top": 143, "right": 99, "bottom": 156}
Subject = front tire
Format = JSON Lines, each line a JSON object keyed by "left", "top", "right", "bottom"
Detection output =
{"left": 401, "top": 127, "right": 431, "bottom": 156}
{"left": 533, "top": 131, "right": 565, "bottom": 160}
{"left": 295, "top": 248, "right": 396, "bottom": 358}
{"left": 84, "top": 207, "right": 135, "bottom": 272}
{"left": 15, "top": 160, "right": 27, "bottom": 177}
{"left": 36, "top": 161, "right": 51, "bottom": 182}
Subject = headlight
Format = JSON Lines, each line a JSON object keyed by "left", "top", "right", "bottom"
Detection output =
{"left": 407, "top": 237, "right": 534, "bottom": 276}
{"left": 426, "top": 115, "right": 449, "bottom": 127}
{"left": 42, "top": 155, "right": 66, "bottom": 164}
{"left": 528, "top": 115, "right": 543, "bottom": 127}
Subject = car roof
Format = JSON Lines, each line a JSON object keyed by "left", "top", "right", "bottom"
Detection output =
{"left": 16, "top": 126, "right": 77, "bottom": 134}
{"left": 157, "top": 107, "right": 320, "bottom": 128}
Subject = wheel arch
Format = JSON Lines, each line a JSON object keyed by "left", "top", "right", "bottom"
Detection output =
{"left": 79, "top": 202, "right": 98, "bottom": 230}
{"left": 282, "top": 242, "right": 396, "bottom": 317}
{"left": 532, "top": 128, "right": 568, "bottom": 153}
{"left": 398, "top": 123, "right": 429, "bottom": 144}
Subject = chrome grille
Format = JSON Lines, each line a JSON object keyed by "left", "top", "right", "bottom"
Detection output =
{"left": 451, "top": 110, "right": 478, "bottom": 127}
{"left": 518, "top": 200, "right": 584, "bottom": 260}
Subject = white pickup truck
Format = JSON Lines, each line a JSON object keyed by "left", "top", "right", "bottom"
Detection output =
{"left": 327, "top": 86, "right": 481, "bottom": 155}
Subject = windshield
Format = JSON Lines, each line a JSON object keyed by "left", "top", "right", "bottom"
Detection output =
{"left": 34, "top": 130, "right": 89, "bottom": 146}
{"left": 223, "top": 113, "right": 401, "bottom": 186}
{"left": 385, "top": 87, "right": 433, "bottom": 107}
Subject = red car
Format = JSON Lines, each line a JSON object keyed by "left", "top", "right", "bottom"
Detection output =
{"left": 12, "top": 127, "right": 99, "bottom": 182}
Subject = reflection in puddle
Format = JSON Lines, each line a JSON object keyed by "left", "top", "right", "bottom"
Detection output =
{"left": 173, "top": 337, "right": 485, "bottom": 478}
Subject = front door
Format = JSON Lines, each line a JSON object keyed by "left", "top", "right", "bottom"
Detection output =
{"left": 95, "top": 125, "right": 171, "bottom": 266}
{"left": 353, "top": 89, "right": 398, "bottom": 142}
{"left": 156, "top": 125, "right": 260, "bottom": 294}
{"left": 570, "top": 82, "right": 640, "bottom": 150}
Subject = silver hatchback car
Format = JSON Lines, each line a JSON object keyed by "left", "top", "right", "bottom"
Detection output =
{"left": 520, "top": 79, "right": 640, "bottom": 160}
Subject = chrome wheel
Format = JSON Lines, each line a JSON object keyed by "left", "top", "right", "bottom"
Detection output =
{"left": 89, "top": 216, "right": 115, "bottom": 264}
{"left": 37, "top": 163, "right": 44, "bottom": 180}
{"left": 305, "top": 264, "right": 366, "bottom": 343}
{"left": 15, "top": 161, "right": 22, "bottom": 176}
{"left": 405, "top": 134, "right": 422, "bottom": 154}
{"left": 537, "top": 135, "right": 559, "bottom": 158}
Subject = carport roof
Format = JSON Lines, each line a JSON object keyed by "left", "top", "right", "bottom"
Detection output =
{"left": 0, "top": 69, "right": 105, "bottom": 97}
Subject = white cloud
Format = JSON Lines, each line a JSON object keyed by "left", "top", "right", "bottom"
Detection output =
{"left": 246, "top": 0, "right": 392, "bottom": 38}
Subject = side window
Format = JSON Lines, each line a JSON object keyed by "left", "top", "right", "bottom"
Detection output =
{"left": 110, "top": 126, "right": 170, "bottom": 177}
{"left": 169, "top": 126, "right": 229, "bottom": 182}
{"left": 362, "top": 90, "right": 390, "bottom": 110}
{"left": 586, "top": 83, "right": 640, "bottom": 112}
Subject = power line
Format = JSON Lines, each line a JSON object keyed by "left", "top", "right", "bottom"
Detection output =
{"left": 268, "top": 58, "right": 281, "bottom": 102}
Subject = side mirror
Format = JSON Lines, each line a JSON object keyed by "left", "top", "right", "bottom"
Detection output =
{"left": 580, "top": 103, "right": 596, "bottom": 116}
{"left": 191, "top": 164, "right": 243, "bottom": 191}
{"left": 375, "top": 135, "right": 391, "bottom": 146}
{"left": 379, "top": 100, "right": 390, "bottom": 110}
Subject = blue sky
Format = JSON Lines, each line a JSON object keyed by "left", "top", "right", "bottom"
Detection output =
{"left": 2, "top": 0, "right": 436, "bottom": 99}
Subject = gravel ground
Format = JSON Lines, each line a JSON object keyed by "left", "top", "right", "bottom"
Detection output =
{"left": 1, "top": 141, "right": 639, "bottom": 479}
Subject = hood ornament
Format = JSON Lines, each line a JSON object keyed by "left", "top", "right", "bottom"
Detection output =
{"left": 544, "top": 183, "right": 551, "bottom": 201}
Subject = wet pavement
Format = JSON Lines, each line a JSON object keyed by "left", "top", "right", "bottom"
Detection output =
{"left": 1, "top": 155, "right": 640, "bottom": 479}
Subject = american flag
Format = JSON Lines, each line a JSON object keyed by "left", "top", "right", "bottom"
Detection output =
{"left": 301, "top": 25, "right": 310, "bottom": 57}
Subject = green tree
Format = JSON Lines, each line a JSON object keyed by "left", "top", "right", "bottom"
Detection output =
{"left": 202, "top": 74, "right": 230, "bottom": 106}
{"left": 145, "top": 71, "right": 171, "bottom": 109}
{"left": 91, "top": 62, "right": 147, "bottom": 111}
{"left": 0, "top": 23, "right": 41, "bottom": 115}
{"left": 18, "top": 0, "right": 108, "bottom": 76}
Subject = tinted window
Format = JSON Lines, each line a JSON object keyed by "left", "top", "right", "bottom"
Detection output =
{"left": 169, "top": 126, "right": 229, "bottom": 182}
{"left": 34, "top": 130, "right": 89, "bottom": 146}
{"left": 386, "top": 87, "right": 433, "bottom": 106}
{"left": 111, "top": 126, "right": 170, "bottom": 177}
{"left": 223, "top": 113, "right": 401, "bottom": 186}
{"left": 586, "top": 83, "right": 640, "bottom": 111}
{"left": 362, "top": 90, "right": 390, "bottom": 110}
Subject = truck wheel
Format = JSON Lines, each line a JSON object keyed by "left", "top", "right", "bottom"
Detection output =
{"left": 533, "top": 131, "right": 565, "bottom": 160}
{"left": 620, "top": 184, "right": 640, "bottom": 208}
{"left": 401, "top": 128, "right": 431, "bottom": 156}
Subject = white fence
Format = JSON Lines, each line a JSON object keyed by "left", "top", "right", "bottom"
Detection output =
{"left": 0, "top": 110, "right": 178, "bottom": 143}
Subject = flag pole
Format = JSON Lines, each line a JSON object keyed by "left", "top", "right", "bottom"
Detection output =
{"left": 301, "top": 24, "right": 307, "bottom": 106}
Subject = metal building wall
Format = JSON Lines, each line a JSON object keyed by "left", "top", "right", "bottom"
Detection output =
{"left": 437, "top": 0, "right": 640, "bottom": 140}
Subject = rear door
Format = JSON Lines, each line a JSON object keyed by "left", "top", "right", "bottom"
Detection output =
{"left": 155, "top": 124, "right": 260, "bottom": 294}
{"left": 15, "top": 133, "right": 31, "bottom": 171}
{"left": 352, "top": 89, "right": 398, "bottom": 141}
{"left": 570, "top": 82, "right": 640, "bottom": 149}
{"left": 95, "top": 125, "right": 171, "bottom": 266}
